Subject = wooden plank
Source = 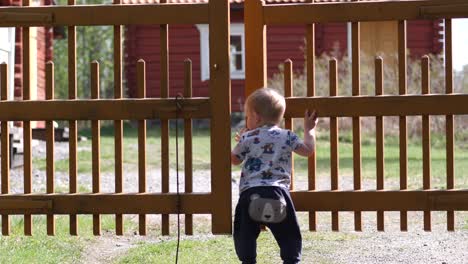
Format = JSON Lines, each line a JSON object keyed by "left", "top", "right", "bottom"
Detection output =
{"left": 352, "top": 21, "right": 362, "bottom": 232}
{"left": 329, "top": 59, "right": 339, "bottom": 232}
{"left": 0, "top": 193, "right": 216, "bottom": 214}
{"left": 306, "top": 22, "right": 317, "bottom": 232}
{"left": 1, "top": 63, "right": 10, "bottom": 235}
{"left": 137, "top": 59, "right": 147, "bottom": 236}
{"left": 0, "top": 4, "right": 209, "bottom": 26}
{"left": 22, "top": 0, "right": 32, "bottom": 236}
{"left": 46, "top": 62, "right": 55, "bottom": 236}
{"left": 245, "top": 0, "right": 267, "bottom": 96}
{"left": 0, "top": 98, "right": 211, "bottom": 120}
{"left": 420, "top": 3, "right": 468, "bottom": 18}
{"left": 184, "top": 59, "right": 193, "bottom": 236}
{"left": 422, "top": 56, "right": 432, "bottom": 231}
{"left": 68, "top": 0, "right": 78, "bottom": 235}
{"left": 290, "top": 190, "right": 468, "bottom": 211}
{"left": 114, "top": 0, "right": 124, "bottom": 236}
{"left": 284, "top": 59, "right": 294, "bottom": 190}
{"left": 445, "top": 18, "right": 455, "bottom": 231}
{"left": 375, "top": 57, "right": 385, "bottom": 232}
{"left": 262, "top": 0, "right": 468, "bottom": 24}
{"left": 0, "top": 190, "right": 466, "bottom": 214}
{"left": 0, "top": 199, "right": 52, "bottom": 213}
{"left": 91, "top": 61, "right": 101, "bottom": 236}
{"left": 398, "top": 20, "right": 408, "bottom": 232}
{"left": 209, "top": 0, "right": 232, "bottom": 235}
{"left": 281, "top": 94, "right": 468, "bottom": 118}
{"left": 3, "top": 95, "right": 467, "bottom": 121}
{"left": 160, "top": 4, "right": 170, "bottom": 235}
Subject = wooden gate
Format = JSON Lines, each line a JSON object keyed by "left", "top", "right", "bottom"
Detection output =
{"left": 246, "top": 0, "right": 468, "bottom": 231}
{"left": 0, "top": 0, "right": 232, "bottom": 235}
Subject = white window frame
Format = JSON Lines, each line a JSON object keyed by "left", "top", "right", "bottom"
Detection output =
{"left": 196, "top": 23, "right": 245, "bottom": 81}
{"left": 0, "top": 27, "right": 15, "bottom": 102}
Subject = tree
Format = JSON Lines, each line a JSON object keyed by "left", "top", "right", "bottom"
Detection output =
{"left": 53, "top": 0, "right": 115, "bottom": 100}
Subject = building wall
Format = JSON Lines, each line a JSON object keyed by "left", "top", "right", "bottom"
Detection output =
{"left": 124, "top": 10, "right": 443, "bottom": 112}
{"left": 6, "top": 0, "right": 54, "bottom": 127}
{"left": 11, "top": 0, "right": 53, "bottom": 103}
{"left": 408, "top": 20, "right": 443, "bottom": 57}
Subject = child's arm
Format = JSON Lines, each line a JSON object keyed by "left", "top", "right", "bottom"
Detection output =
{"left": 231, "top": 152, "right": 242, "bottom": 165}
{"left": 231, "top": 127, "right": 247, "bottom": 165}
{"left": 294, "top": 109, "right": 318, "bottom": 157}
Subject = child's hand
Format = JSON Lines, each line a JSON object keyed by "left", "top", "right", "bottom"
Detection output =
{"left": 235, "top": 127, "right": 247, "bottom": 142}
{"left": 304, "top": 109, "right": 318, "bottom": 132}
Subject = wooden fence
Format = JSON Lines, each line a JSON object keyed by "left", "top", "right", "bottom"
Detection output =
{"left": 0, "top": 0, "right": 232, "bottom": 236}
{"left": 1, "top": 0, "right": 468, "bottom": 237}
{"left": 245, "top": 0, "right": 468, "bottom": 231}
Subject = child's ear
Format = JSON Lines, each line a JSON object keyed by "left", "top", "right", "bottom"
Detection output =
{"left": 254, "top": 111, "right": 262, "bottom": 124}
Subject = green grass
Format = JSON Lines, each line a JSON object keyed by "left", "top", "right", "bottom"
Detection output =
{"left": 0, "top": 216, "right": 84, "bottom": 263}
{"left": 33, "top": 123, "right": 211, "bottom": 174}
{"left": 31, "top": 124, "right": 468, "bottom": 190}
{"left": 0, "top": 214, "right": 139, "bottom": 263}
{"left": 116, "top": 231, "right": 356, "bottom": 264}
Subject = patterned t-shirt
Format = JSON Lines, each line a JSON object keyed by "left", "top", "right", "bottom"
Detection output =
{"left": 232, "top": 125, "right": 303, "bottom": 193}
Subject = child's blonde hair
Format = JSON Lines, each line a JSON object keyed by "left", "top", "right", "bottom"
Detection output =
{"left": 245, "top": 87, "right": 286, "bottom": 125}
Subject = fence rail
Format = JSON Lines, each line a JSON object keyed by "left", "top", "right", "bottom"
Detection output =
{"left": 0, "top": 4, "right": 209, "bottom": 26}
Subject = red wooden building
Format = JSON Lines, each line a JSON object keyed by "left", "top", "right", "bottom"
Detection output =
{"left": 123, "top": 0, "right": 443, "bottom": 111}
{"left": 0, "top": 0, "right": 55, "bottom": 102}
{"left": 0, "top": 0, "right": 57, "bottom": 127}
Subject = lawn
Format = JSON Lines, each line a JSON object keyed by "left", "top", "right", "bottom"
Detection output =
{"left": 0, "top": 215, "right": 137, "bottom": 263}
{"left": 32, "top": 122, "right": 468, "bottom": 190}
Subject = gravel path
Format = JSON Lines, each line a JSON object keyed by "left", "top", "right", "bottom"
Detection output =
{"left": 4, "top": 141, "right": 468, "bottom": 263}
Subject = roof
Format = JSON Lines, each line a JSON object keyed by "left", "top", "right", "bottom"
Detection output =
{"left": 121, "top": 0, "right": 354, "bottom": 4}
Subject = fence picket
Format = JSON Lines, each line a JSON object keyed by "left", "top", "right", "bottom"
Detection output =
{"left": 68, "top": 0, "right": 78, "bottom": 236}
{"left": 306, "top": 21, "right": 317, "bottom": 232}
{"left": 91, "top": 61, "right": 101, "bottom": 236}
{"left": 375, "top": 57, "right": 385, "bottom": 231}
{"left": 422, "top": 56, "right": 431, "bottom": 231}
{"left": 160, "top": 0, "right": 170, "bottom": 235}
{"left": 1, "top": 63, "right": 10, "bottom": 235}
{"left": 445, "top": 18, "right": 455, "bottom": 231}
{"left": 46, "top": 62, "right": 55, "bottom": 236}
{"left": 22, "top": 0, "right": 33, "bottom": 236}
{"left": 398, "top": 20, "right": 408, "bottom": 232}
{"left": 113, "top": 0, "right": 124, "bottom": 236}
{"left": 330, "top": 59, "right": 339, "bottom": 232}
{"left": 137, "top": 59, "right": 147, "bottom": 235}
{"left": 352, "top": 21, "right": 362, "bottom": 231}
{"left": 184, "top": 59, "right": 193, "bottom": 235}
{"left": 284, "top": 59, "right": 294, "bottom": 190}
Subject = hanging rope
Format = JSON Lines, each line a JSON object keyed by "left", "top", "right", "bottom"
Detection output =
{"left": 175, "top": 94, "right": 183, "bottom": 264}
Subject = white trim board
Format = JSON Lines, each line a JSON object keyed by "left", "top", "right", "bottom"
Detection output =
{"left": 196, "top": 23, "right": 245, "bottom": 81}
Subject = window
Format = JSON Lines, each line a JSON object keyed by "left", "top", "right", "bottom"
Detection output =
{"left": 196, "top": 23, "right": 245, "bottom": 81}
{"left": 0, "top": 27, "right": 15, "bottom": 102}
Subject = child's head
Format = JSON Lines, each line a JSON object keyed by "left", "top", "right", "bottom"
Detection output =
{"left": 245, "top": 87, "right": 286, "bottom": 129}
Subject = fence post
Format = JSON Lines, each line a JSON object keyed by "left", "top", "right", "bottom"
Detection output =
{"left": 245, "top": 0, "right": 266, "bottom": 97}
{"left": 209, "top": 0, "right": 232, "bottom": 234}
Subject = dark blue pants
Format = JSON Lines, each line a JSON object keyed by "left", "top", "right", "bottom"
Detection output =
{"left": 233, "top": 186, "right": 302, "bottom": 264}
